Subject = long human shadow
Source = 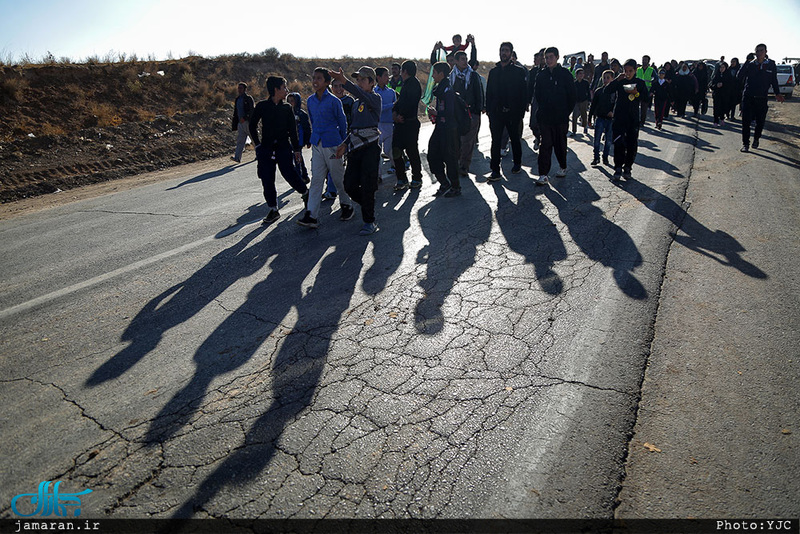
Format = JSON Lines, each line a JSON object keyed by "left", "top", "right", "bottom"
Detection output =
{"left": 414, "top": 179, "right": 492, "bottom": 334}
{"left": 544, "top": 174, "right": 648, "bottom": 300}
{"left": 166, "top": 162, "right": 250, "bottom": 190}
{"left": 85, "top": 224, "right": 270, "bottom": 387}
{"left": 618, "top": 177, "right": 768, "bottom": 279}
{"left": 490, "top": 179, "right": 567, "bottom": 295}
{"left": 143, "top": 225, "right": 354, "bottom": 445}
{"left": 169, "top": 233, "right": 368, "bottom": 518}
{"left": 361, "top": 186, "right": 421, "bottom": 295}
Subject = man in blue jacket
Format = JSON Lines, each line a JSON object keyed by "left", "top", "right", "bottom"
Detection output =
{"left": 738, "top": 43, "right": 784, "bottom": 152}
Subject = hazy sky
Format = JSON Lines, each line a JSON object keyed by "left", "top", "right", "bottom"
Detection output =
{"left": 2, "top": 0, "right": 800, "bottom": 66}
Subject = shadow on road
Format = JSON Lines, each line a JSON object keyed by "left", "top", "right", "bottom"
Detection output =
{"left": 166, "top": 162, "right": 250, "bottom": 190}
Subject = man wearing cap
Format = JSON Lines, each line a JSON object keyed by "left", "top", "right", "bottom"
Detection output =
{"left": 331, "top": 66, "right": 383, "bottom": 235}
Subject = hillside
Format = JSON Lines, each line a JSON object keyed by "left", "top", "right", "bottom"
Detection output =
{"left": 0, "top": 51, "right": 472, "bottom": 203}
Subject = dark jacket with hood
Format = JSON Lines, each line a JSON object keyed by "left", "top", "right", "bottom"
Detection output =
{"left": 288, "top": 92, "right": 311, "bottom": 147}
{"left": 535, "top": 64, "right": 577, "bottom": 125}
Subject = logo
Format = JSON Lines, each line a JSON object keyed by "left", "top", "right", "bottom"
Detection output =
{"left": 11, "top": 481, "right": 92, "bottom": 517}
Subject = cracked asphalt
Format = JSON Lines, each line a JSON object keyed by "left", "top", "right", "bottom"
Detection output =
{"left": 1, "top": 101, "right": 796, "bottom": 522}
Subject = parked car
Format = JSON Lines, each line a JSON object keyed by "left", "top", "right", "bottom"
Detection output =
{"left": 775, "top": 64, "right": 795, "bottom": 98}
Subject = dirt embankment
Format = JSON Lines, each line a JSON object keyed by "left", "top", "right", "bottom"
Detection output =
{"left": 0, "top": 52, "right": 446, "bottom": 204}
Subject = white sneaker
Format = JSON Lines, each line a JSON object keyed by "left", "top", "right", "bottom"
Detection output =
{"left": 535, "top": 175, "right": 549, "bottom": 186}
{"left": 556, "top": 168, "right": 567, "bottom": 177}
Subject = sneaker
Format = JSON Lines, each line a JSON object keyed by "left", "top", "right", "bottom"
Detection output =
{"left": 359, "top": 222, "right": 378, "bottom": 236}
{"left": 409, "top": 179, "right": 423, "bottom": 189}
{"left": 262, "top": 209, "right": 280, "bottom": 225}
{"left": 535, "top": 175, "right": 549, "bottom": 186}
{"left": 555, "top": 168, "right": 567, "bottom": 178}
{"left": 297, "top": 212, "right": 319, "bottom": 228}
{"left": 339, "top": 204, "right": 355, "bottom": 221}
{"left": 444, "top": 188, "right": 462, "bottom": 197}
{"left": 394, "top": 181, "right": 409, "bottom": 191}
{"left": 322, "top": 191, "right": 337, "bottom": 201}
{"left": 434, "top": 185, "right": 450, "bottom": 197}
{"left": 740, "top": 145, "right": 749, "bottom": 152}
{"left": 487, "top": 171, "right": 502, "bottom": 182}
{"left": 591, "top": 157, "right": 600, "bottom": 166}
{"left": 231, "top": 156, "right": 241, "bottom": 163}
{"left": 511, "top": 164, "right": 522, "bottom": 174}
{"left": 752, "top": 138, "right": 759, "bottom": 149}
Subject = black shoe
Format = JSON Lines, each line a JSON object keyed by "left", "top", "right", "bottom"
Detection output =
{"left": 434, "top": 185, "right": 450, "bottom": 197}
{"left": 511, "top": 164, "right": 522, "bottom": 174}
{"left": 444, "top": 188, "right": 462, "bottom": 197}
{"left": 339, "top": 204, "right": 355, "bottom": 221}
{"left": 622, "top": 168, "right": 632, "bottom": 179}
{"left": 262, "top": 209, "right": 280, "bottom": 225}
{"left": 409, "top": 180, "right": 423, "bottom": 189}
{"left": 740, "top": 145, "right": 749, "bottom": 152}
{"left": 602, "top": 157, "right": 610, "bottom": 166}
{"left": 487, "top": 171, "right": 502, "bottom": 182}
{"left": 297, "top": 212, "right": 319, "bottom": 228}
{"left": 394, "top": 181, "right": 409, "bottom": 191}
{"left": 591, "top": 157, "right": 600, "bottom": 166}
{"left": 613, "top": 168, "right": 622, "bottom": 181}
{"left": 752, "top": 138, "right": 759, "bottom": 149}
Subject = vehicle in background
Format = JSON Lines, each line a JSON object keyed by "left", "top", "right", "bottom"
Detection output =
{"left": 775, "top": 64, "right": 795, "bottom": 98}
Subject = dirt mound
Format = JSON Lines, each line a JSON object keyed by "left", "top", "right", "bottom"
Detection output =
{"left": 0, "top": 53, "right": 439, "bottom": 203}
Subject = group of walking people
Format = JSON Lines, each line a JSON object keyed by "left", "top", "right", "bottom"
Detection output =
{"left": 231, "top": 39, "right": 785, "bottom": 232}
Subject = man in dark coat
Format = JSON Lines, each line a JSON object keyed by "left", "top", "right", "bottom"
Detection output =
{"left": 231, "top": 82, "right": 255, "bottom": 162}
{"left": 534, "top": 46, "right": 576, "bottom": 185}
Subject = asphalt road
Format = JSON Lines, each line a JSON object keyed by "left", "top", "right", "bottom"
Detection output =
{"left": 1, "top": 100, "right": 797, "bottom": 523}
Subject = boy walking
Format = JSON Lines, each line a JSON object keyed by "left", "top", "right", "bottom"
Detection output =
{"left": 427, "top": 62, "right": 462, "bottom": 197}
{"left": 392, "top": 61, "right": 424, "bottom": 191}
{"left": 248, "top": 76, "right": 310, "bottom": 224}
{"left": 589, "top": 70, "right": 616, "bottom": 166}
{"left": 606, "top": 59, "right": 649, "bottom": 180}
{"left": 299, "top": 67, "right": 354, "bottom": 228}
{"left": 331, "top": 66, "right": 383, "bottom": 235}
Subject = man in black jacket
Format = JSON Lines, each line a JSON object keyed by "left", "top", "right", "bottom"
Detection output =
{"left": 392, "top": 60, "right": 424, "bottom": 191}
{"left": 738, "top": 43, "right": 784, "bottom": 152}
{"left": 528, "top": 49, "right": 546, "bottom": 151}
{"left": 249, "top": 76, "right": 309, "bottom": 225}
{"left": 231, "top": 82, "right": 254, "bottom": 163}
{"left": 534, "top": 46, "right": 576, "bottom": 185}
{"left": 486, "top": 41, "right": 528, "bottom": 181}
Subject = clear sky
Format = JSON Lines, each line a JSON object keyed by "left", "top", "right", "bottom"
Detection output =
{"left": 2, "top": 0, "right": 799, "bottom": 66}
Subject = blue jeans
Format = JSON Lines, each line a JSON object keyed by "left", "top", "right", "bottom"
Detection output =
{"left": 593, "top": 117, "right": 613, "bottom": 159}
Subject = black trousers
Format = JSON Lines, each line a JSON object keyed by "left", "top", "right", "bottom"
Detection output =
{"left": 537, "top": 122, "right": 568, "bottom": 176}
{"left": 741, "top": 95, "right": 769, "bottom": 147}
{"left": 344, "top": 142, "right": 381, "bottom": 223}
{"left": 427, "top": 126, "right": 461, "bottom": 190}
{"left": 612, "top": 122, "right": 640, "bottom": 171}
{"left": 489, "top": 111, "right": 523, "bottom": 171}
{"left": 256, "top": 144, "right": 308, "bottom": 208}
{"left": 392, "top": 119, "right": 422, "bottom": 182}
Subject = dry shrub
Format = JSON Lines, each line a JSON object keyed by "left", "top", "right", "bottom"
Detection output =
{"left": 137, "top": 109, "right": 156, "bottom": 122}
{"left": 40, "top": 123, "right": 66, "bottom": 136}
{"left": 181, "top": 71, "right": 195, "bottom": 85}
{"left": 89, "top": 102, "right": 122, "bottom": 127}
{"left": 0, "top": 76, "right": 29, "bottom": 103}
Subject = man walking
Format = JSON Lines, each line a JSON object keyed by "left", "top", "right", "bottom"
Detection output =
{"left": 486, "top": 41, "right": 528, "bottom": 181}
{"left": 427, "top": 62, "right": 462, "bottom": 197}
{"left": 299, "top": 67, "right": 354, "bottom": 228}
{"left": 636, "top": 55, "right": 656, "bottom": 126}
{"left": 534, "top": 46, "right": 576, "bottom": 185}
{"left": 231, "top": 82, "right": 254, "bottom": 163}
{"left": 738, "top": 43, "right": 784, "bottom": 152}
{"left": 392, "top": 61, "right": 424, "bottom": 191}
{"left": 248, "top": 76, "right": 309, "bottom": 225}
{"left": 450, "top": 50, "right": 483, "bottom": 176}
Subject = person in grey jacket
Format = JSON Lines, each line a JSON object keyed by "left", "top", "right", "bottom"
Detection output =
{"left": 231, "top": 82, "right": 255, "bottom": 163}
